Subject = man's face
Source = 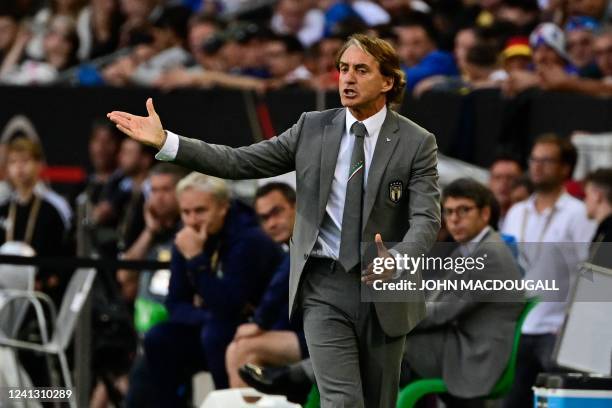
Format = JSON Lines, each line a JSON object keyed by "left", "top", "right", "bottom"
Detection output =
{"left": 583, "top": 182, "right": 602, "bottom": 219}
{"left": 454, "top": 29, "right": 477, "bottom": 73}
{"left": 89, "top": 127, "right": 118, "bottom": 173}
{"left": 254, "top": 190, "right": 296, "bottom": 244}
{"left": 6, "top": 151, "right": 41, "bottom": 190}
{"left": 277, "top": 0, "right": 306, "bottom": 33}
{"left": 533, "top": 45, "right": 565, "bottom": 69}
{"left": 489, "top": 160, "right": 522, "bottom": 209}
{"left": 338, "top": 45, "right": 392, "bottom": 114}
{"left": 594, "top": 34, "right": 612, "bottom": 77}
{"left": 188, "top": 22, "right": 217, "bottom": 57}
{"left": 178, "top": 189, "right": 229, "bottom": 236}
{"left": 0, "top": 16, "right": 18, "bottom": 52}
{"left": 529, "top": 143, "right": 567, "bottom": 191}
{"left": 567, "top": 29, "right": 594, "bottom": 69}
{"left": 395, "top": 26, "right": 434, "bottom": 67}
{"left": 266, "top": 40, "right": 294, "bottom": 78}
{"left": 318, "top": 38, "right": 343, "bottom": 74}
{"left": 443, "top": 196, "right": 490, "bottom": 243}
{"left": 149, "top": 174, "right": 179, "bottom": 220}
{"left": 119, "top": 139, "right": 143, "bottom": 176}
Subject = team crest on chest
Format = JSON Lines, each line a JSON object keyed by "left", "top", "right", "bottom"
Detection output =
{"left": 389, "top": 181, "right": 403, "bottom": 203}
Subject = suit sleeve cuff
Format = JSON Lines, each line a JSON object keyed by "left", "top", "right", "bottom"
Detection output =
{"left": 155, "top": 130, "right": 179, "bottom": 161}
{"left": 388, "top": 249, "right": 403, "bottom": 279}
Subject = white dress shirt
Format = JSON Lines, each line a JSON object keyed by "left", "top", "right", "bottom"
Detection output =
{"left": 502, "top": 192, "right": 597, "bottom": 334}
{"left": 458, "top": 225, "right": 491, "bottom": 257}
{"left": 156, "top": 105, "right": 388, "bottom": 261}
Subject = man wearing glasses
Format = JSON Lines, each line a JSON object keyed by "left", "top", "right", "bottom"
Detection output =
{"left": 502, "top": 134, "right": 596, "bottom": 407}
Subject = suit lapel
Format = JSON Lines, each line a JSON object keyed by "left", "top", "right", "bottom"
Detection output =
{"left": 318, "top": 109, "right": 345, "bottom": 223}
{"left": 363, "top": 109, "right": 400, "bottom": 229}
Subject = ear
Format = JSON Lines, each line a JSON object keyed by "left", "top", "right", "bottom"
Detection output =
{"left": 382, "top": 75, "right": 394, "bottom": 93}
{"left": 481, "top": 206, "right": 491, "bottom": 224}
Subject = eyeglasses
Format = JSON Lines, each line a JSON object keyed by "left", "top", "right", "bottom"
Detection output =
{"left": 442, "top": 205, "right": 477, "bottom": 218}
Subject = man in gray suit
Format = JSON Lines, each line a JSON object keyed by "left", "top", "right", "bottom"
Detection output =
{"left": 402, "top": 178, "right": 524, "bottom": 406}
{"left": 108, "top": 34, "right": 440, "bottom": 408}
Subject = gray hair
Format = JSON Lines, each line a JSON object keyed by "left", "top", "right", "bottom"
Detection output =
{"left": 176, "top": 172, "right": 230, "bottom": 203}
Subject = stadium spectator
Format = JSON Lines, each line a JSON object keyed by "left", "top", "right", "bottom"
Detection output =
{"left": 454, "top": 27, "right": 478, "bottom": 78}
{"left": 501, "top": 36, "right": 532, "bottom": 73}
{"left": 537, "top": 29, "right": 612, "bottom": 96}
{"left": 502, "top": 134, "right": 596, "bottom": 407}
{"left": 25, "top": 0, "right": 87, "bottom": 60}
{"left": 567, "top": 0, "right": 609, "bottom": 21}
{"left": 83, "top": 119, "right": 122, "bottom": 206}
{"left": 143, "top": 173, "right": 283, "bottom": 405}
{"left": 401, "top": 178, "right": 524, "bottom": 406}
{"left": 308, "top": 34, "right": 343, "bottom": 90}
{"left": 226, "top": 183, "right": 308, "bottom": 388}
{"left": 117, "top": 0, "right": 160, "bottom": 48}
{"left": 510, "top": 174, "right": 534, "bottom": 205}
{"left": 77, "top": 0, "right": 123, "bottom": 60}
{"left": 270, "top": 0, "right": 324, "bottom": 48}
{"left": 0, "top": 138, "right": 72, "bottom": 299}
{"left": 584, "top": 168, "right": 612, "bottom": 267}
{"left": 564, "top": 16, "right": 599, "bottom": 76}
{"left": 489, "top": 154, "right": 523, "bottom": 228}
{"left": 0, "top": 7, "right": 19, "bottom": 66}
{"left": 496, "top": 0, "right": 540, "bottom": 35}
{"left": 394, "top": 12, "right": 458, "bottom": 93}
{"left": 0, "top": 15, "right": 80, "bottom": 84}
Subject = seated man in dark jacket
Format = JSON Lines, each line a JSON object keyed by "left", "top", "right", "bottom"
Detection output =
{"left": 226, "top": 183, "right": 308, "bottom": 388}
{"left": 143, "top": 172, "right": 284, "bottom": 407}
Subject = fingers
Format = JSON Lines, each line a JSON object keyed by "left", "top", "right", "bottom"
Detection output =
{"left": 107, "top": 112, "right": 133, "bottom": 129}
{"left": 116, "top": 124, "right": 134, "bottom": 138}
{"left": 146, "top": 97, "right": 157, "bottom": 117}
{"left": 375, "top": 233, "right": 386, "bottom": 253}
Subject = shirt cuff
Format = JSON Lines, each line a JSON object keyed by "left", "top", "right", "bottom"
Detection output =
{"left": 388, "top": 249, "right": 403, "bottom": 279}
{"left": 155, "top": 130, "right": 179, "bottom": 161}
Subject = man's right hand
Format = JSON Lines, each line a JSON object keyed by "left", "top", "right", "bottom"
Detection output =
{"left": 107, "top": 98, "right": 166, "bottom": 149}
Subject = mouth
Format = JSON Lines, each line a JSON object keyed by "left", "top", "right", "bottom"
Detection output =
{"left": 342, "top": 88, "right": 358, "bottom": 98}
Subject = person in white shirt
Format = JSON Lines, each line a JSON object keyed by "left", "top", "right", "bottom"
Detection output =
{"left": 502, "top": 134, "right": 596, "bottom": 408}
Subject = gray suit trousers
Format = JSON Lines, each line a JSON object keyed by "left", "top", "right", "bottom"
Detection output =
{"left": 300, "top": 257, "right": 405, "bottom": 408}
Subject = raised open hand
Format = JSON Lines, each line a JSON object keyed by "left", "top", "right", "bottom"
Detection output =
{"left": 107, "top": 98, "right": 166, "bottom": 149}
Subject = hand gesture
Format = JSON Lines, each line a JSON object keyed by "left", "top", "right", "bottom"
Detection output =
{"left": 107, "top": 98, "right": 166, "bottom": 149}
{"left": 362, "top": 233, "right": 396, "bottom": 285}
{"left": 174, "top": 224, "right": 208, "bottom": 259}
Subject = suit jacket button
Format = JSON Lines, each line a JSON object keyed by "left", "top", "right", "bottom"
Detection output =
{"left": 304, "top": 253, "right": 308, "bottom": 260}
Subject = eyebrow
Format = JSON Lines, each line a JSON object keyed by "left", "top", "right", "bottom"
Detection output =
{"left": 338, "top": 62, "right": 371, "bottom": 70}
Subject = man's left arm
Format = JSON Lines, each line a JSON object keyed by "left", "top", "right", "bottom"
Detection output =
{"left": 394, "top": 132, "right": 441, "bottom": 258}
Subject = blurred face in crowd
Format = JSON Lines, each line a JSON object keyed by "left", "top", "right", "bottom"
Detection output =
{"left": 443, "top": 196, "right": 490, "bottom": 243}
{"left": 255, "top": 190, "right": 296, "bottom": 244}
{"left": 511, "top": 183, "right": 531, "bottom": 204}
{"left": 148, "top": 173, "right": 179, "bottom": 221}
{"left": 277, "top": 0, "right": 306, "bottom": 33}
{"left": 178, "top": 188, "right": 229, "bottom": 236}
{"left": 454, "top": 28, "right": 477, "bottom": 74}
{"left": 504, "top": 55, "right": 532, "bottom": 72}
{"left": 496, "top": 5, "right": 537, "bottom": 28}
{"left": 6, "top": 151, "right": 41, "bottom": 191}
{"left": 395, "top": 25, "right": 435, "bottom": 67}
{"left": 266, "top": 40, "right": 301, "bottom": 78}
{"left": 594, "top": 33, "right": 612, "bottom": 77}
{"left": 119, "top": 138, "right": 148, "bottom": 176}
{"left": 120, "top": 0, "right": 155, "bottom": 22}
{"left": 338, "top": 45, "right": 393, "bottom": 118}
{"left": 533, "top": 44, "right": 565, "bottom": 70}
{"left": 89, "top": 126, "right": 119, "bottom": 173}
{"left": 569, "top": 0, "right": 607, "bottom": 19}
{"left": 529, "top": 142, "right": 569, "bottom": 191}
{"left": 189, "top": 21, "right": 218, "bottom": 64}
{"left": 489, "top": 160, "right": 522, "bottom": 210}
{"left": 43, "top": 17, "right": 77, "bottom": 69}
{"left": 0, "top": 16, "right": 18, "bottom": 54}
{"left": 567, "top": 29, "right": 595, "bottom": 69}
{"left": 317, "top": 37, "right": 343, "bottom": 74}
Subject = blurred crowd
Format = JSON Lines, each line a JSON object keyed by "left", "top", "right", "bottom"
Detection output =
{"left": 1, "top": 0, "right": 612, "bottom": 96}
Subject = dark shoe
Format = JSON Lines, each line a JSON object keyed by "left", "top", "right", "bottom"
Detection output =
{"left": 238, "top": 363, "right": 311, "bottom": 404}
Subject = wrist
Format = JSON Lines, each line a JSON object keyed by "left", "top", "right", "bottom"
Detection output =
{"left": 157, "top": 130, "right": 167, "bottom": 150}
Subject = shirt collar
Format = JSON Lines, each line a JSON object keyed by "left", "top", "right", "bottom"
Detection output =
{"left": 525, "top": 189, "right": 571, "bottom": 214}
{"left": 345, "top": 105, "right": 387, "bottom": 137}
{"left": 458, "top": 226, "right": 491, "bottom": 256}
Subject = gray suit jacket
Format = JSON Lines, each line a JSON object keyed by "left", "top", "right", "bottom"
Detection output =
{"left": 404, "top": 230, "right": 524, "bottom": 397}
{"left": 172, "top": 107, "right": 441, "bottom": 337}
